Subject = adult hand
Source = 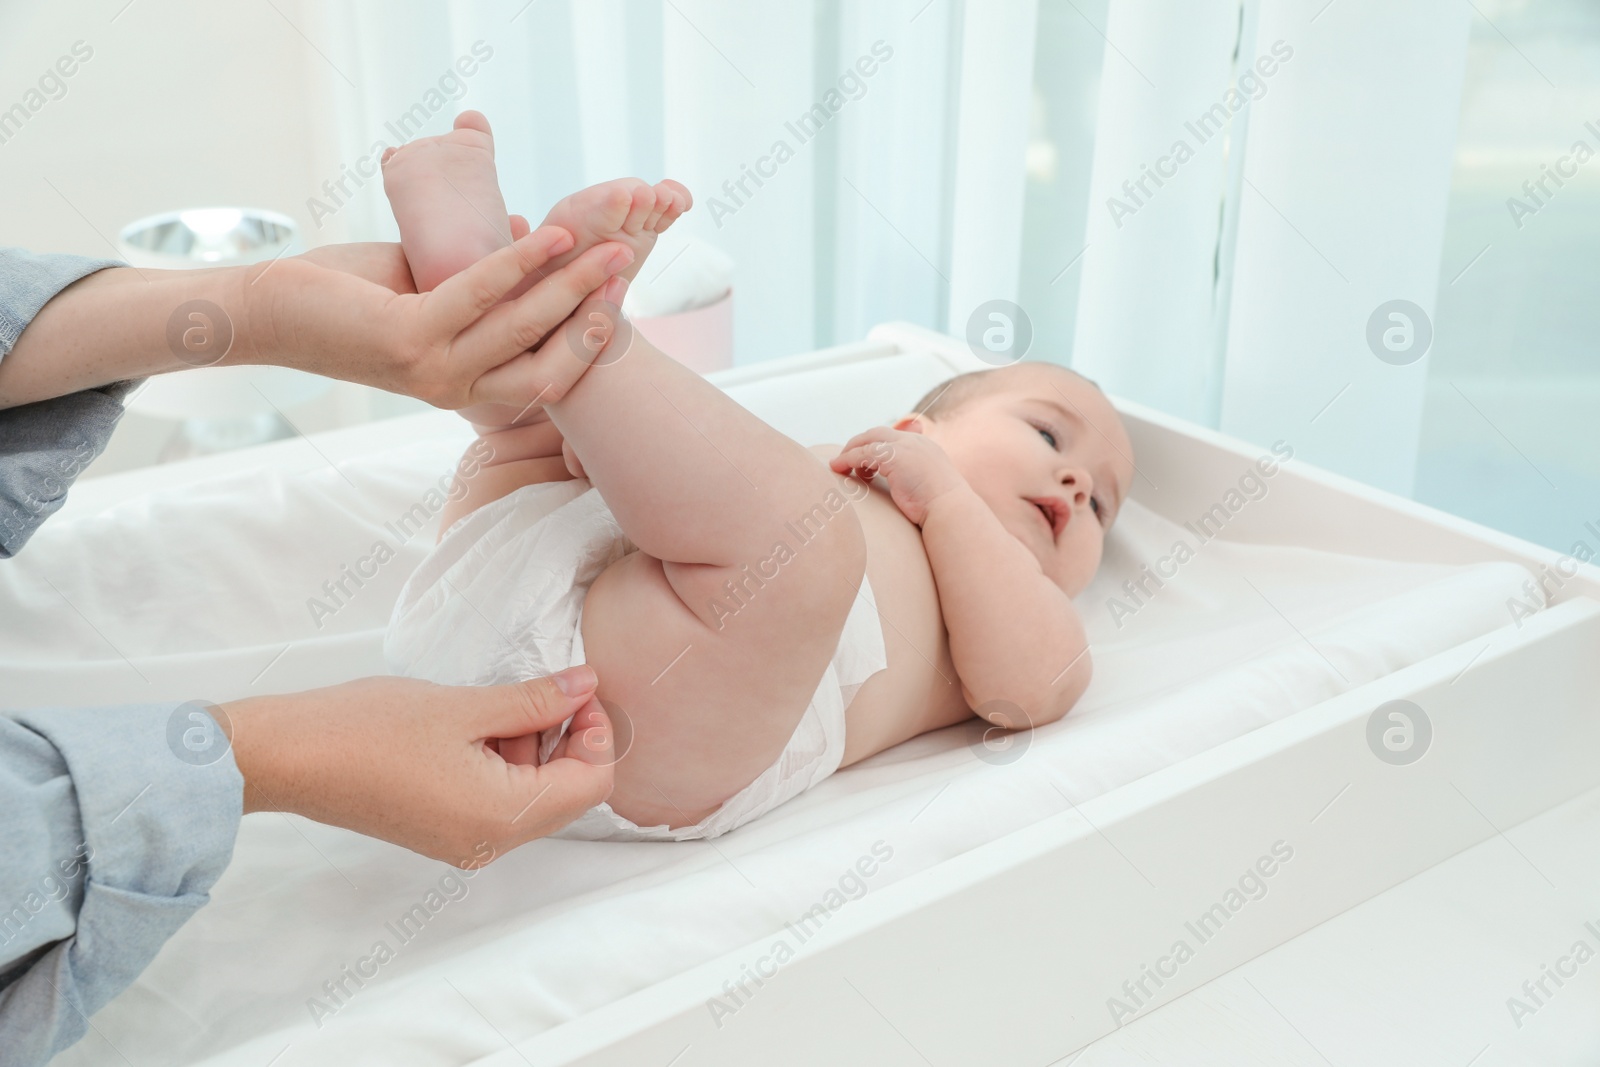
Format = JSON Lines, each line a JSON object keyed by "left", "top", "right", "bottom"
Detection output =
{"left": 0, "top": 221, "right": 627, "bottom": 414}
{"left": 291, "top": 240, "right": 421, "bottom": 294}
{"left": 212, "top": 665, "right": 613, "bottom": 866}
{"left": 291, "top": 211, "right": 533, "bottom": 294}
{"left": 251, "top": 226, "right": 634, "bottom": 411}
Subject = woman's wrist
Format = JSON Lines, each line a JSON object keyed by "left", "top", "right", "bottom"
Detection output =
{"left": 205, "top": 245, "right": 413, "bottom": 374}
{"left": 224, "top": 257, "right": 308, "bottom": 372}
{"left": 291, "top": 242, "right": 416, "bottom": 292}
{"left": 205, "top": 693, "right": 283, "bottom": 816}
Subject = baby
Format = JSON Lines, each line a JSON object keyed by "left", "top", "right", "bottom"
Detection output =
{"left": 382, "top": 112, "right": 1135, "bottom": 840}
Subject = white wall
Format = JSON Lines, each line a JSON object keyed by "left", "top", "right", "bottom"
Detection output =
{"left": 0, "top": 0, "right": 337, "bottom": 256}
{"left": 0, "top": 0, "right": 406, "bottom": 476}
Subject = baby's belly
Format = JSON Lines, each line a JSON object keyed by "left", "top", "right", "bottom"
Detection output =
{"left": 821, "top": 465, "right": 971, "bottom": 765}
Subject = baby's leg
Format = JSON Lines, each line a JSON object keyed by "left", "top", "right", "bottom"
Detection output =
{"left": 546, "top": 285, "right": 867, "bottom": 827}
{"left": 456, "top": 176, "right": 691, "bottom": 428}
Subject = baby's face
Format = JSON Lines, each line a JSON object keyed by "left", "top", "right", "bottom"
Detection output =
{"left": 911, "top": 365, "right": 1134, "bottom": 596}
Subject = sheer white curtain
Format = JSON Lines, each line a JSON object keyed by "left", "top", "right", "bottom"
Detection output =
{"left": 1218, "top": 0, "right": 1471, "bottom": 497}
{"left": 298, "top": 0, "right": 1472, "bottom": 500}
{"left": 301, "top": 0, "right": 1049, "bottom": 365}
{"left": 1074, "top": 0, "right": 1471, "bottom": 496}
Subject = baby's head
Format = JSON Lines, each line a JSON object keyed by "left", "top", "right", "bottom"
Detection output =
{"left": 900, "top": 363, "right": 1134, "bottom": 596}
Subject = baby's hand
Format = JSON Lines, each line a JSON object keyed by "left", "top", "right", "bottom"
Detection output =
{"left": 830, "top": 426, "right": 966, "bottom": 526}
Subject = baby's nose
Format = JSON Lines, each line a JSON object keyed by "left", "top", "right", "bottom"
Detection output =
{"left": 1058, "top": 467, "right": 1093, "bottom": 501}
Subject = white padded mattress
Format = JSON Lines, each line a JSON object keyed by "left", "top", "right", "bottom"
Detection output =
{"left": 0, "top": 360, "right": 1536, "bottom": 1067}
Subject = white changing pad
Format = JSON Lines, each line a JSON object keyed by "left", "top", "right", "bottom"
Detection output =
{"left": 0, "top": 413, "right": 1536, "bottom": 1067}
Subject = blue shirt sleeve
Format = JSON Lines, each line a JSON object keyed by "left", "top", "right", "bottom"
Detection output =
{"left": 0, "top": 247, "right": 244, "bottom": 1064}
{"left": 0, "top": 705, "right": 242, "bottom": 1066}
{"left": 0, "top": 247, "right": 132, "bottom": 558}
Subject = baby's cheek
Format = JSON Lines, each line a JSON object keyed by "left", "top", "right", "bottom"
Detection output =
{"left": 1060, "top": 533, "right": 1103, "bottom": 597}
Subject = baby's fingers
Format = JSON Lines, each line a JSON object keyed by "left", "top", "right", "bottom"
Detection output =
{"left": 829, "top": 444, "right": 884, "bottom": 480}
{"left": 834, "top": 432, "right": 900, "bottom": 472}
{"left": 837, "top": 426, "right": 903, "bottom": 454}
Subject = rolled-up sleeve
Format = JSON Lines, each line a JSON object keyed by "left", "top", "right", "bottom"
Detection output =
{"left": 0, "top": 703, "right": 242, "bottom": 1066}
{"left": 0, "top": 247, "right": 131, "bottom": 558}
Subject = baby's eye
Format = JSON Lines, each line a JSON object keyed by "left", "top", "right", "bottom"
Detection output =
{"left": 1036, "top": 425, "right": 1058, "bottom": 449}
{"left": 1090, "top": 496, "right": 1104, "bottom": 521}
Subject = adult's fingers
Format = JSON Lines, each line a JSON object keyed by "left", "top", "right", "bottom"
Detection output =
{"left": 429, "top": 225, "right": 575, "bottom": 330}
{"left": 504, "top": 751, "right": 614, "bottom": 840}
{"left": 477, "top": 665, "right": 599, "bottom": 739}
{"left": 463, "top": 256, "right": 632, "bottom": 407}
{"left": 479, "top": 241, "right": 630, "bottom": 357}
{"left": 503, "top": 699, "right": 614, "bottom": 838}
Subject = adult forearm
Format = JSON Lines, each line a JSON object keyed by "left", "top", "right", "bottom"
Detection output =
{"left": 0, "top": 231, "right": 631, "bottom": 420}
{"left": 0, "top": 262, "right": 263, "bottom": 408}
{"left": 920, "top": 486, "right": 1090, "bottom": 725}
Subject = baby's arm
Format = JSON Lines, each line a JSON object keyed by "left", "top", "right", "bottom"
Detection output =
{"left": 919, "top": 485, "right": 1091, "bottom": 725}
{"left": 832, "top": 430, "right": 1090, "bottom": 729}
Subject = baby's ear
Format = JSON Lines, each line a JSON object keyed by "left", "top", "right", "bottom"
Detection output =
{"left": 892, "top": 414, "right": 926, "bottom": 434}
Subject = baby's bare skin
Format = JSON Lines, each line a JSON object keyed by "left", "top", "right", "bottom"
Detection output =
{"left": 387, "top": 114, "right": 1135, "bottom": 830}
{"left": 822, "top": 364, "right": 1135, "bottom": 761}
{"left": 447, "top": 360, "right": 1134, "bottom": 813}
{"left": 382, "top": 111, "right": 689, "bottom": 292}
{"left": 382, "top": 110, "right": 689, "bottom": 427}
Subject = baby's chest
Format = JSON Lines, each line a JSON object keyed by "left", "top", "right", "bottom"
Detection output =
{"left": 840, "top": 475, "right": 948, "bottom": 645}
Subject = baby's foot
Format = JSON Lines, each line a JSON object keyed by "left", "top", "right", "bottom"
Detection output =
{"left": 382, "top": 110, "right": 513, "bottom": 293}
{"left": 462, "top": 178, "right": 692, "bottom": 429}
{"left": 535, "top": 177, "right": 692, "bottom": 287}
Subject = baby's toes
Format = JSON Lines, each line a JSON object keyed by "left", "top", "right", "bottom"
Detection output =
{"left": 583, "top": 181, "right": 635, "bottom": 236}
{"left": 453, "top": 109, "right": 492, "bottom": 135}
{"left": 654, "top": 179, "right": 692, "bottom": 231}
{"left": 620, "top": 179, "right": 656, "bottom": 235}
{"left": 641, "top": 185, "right": 673, "bottom": 233}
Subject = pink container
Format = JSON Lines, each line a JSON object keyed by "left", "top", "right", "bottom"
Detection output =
{"left": 632, "top": 289, "right": 733, "bottom": 375}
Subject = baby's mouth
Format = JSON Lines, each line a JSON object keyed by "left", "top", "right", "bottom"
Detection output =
{"left": 1026, "top": 496, "right": 1068, "bottom": 539}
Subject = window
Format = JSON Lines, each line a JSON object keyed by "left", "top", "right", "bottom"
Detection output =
{"left": 1416, "top": 0, "right": 1600, "bottom": 552}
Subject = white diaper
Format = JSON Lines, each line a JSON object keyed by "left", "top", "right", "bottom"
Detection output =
{"left": 383, "top": 479, "right": 887, "bottom": 841}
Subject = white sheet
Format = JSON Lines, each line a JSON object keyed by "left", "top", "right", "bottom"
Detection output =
{"left": 0, "top": 405, "right": 1536, "bottom": 1067}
